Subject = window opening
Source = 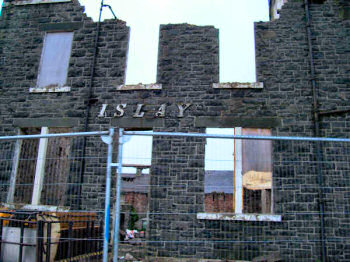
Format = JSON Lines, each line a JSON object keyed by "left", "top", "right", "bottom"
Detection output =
{"left": 241, "top": 128, "right": 272, "bottom": 214}
{"left": 11, "top": 127, "right": 71, "bottom": 206}
{"left": 204, "top": 128, "right": 272, "bottom": 214}
{"left": 122, "top": 129, "right": 152, "bottom": 175}
{"left": 120, "top": 129, "right": 152, "bottom": 234}
{"left": 37, "top": 32, "right": 73, "bottom": 88}
{"left": 205, "top": 128, "right": 234, "bottom": 213}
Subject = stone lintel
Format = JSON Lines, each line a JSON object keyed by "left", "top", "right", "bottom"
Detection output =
{"left": 29, "top": 86, "right": 71, "bottom": 93}
{"left": 111, "top": 118, "right": 164, "bottom": 128}
{"left": 3, "top": 0, "right": 71, "bottom": 7}
{"left": 212, "top": 82, "right": 263, "bottom": 89}
{"left": 13, "top": 118, "right": 80, "bottom": 127}
{"left": 117, "top": 83, "right": 162, "bottom": 91}
{"left": 195, "top": 117, "right": 280, "bottom": 128}
{"left": 197, "top": 213, "right": 282, "bottom": 222}
{"left": 39, "top": 22, "right": 83, "bottom": 31}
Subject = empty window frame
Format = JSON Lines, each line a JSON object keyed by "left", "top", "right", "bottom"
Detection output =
{"left": 8, "top": 127, "right": 71, "bottom": 206}
{"left": 204, "top": 128, "right": 273, "bottom": 214}
{"left": 122, "top": 130, "right": 153, "bottom": 176}
{"left": 120, "top": 130, "right": 152, "bottom": 230}
{"left": 37, "top": 32, "right": 74, "bottom": 88}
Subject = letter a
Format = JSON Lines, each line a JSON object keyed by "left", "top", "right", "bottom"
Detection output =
{"left": 155, "top": 104, "right": 166, "bottom": 118}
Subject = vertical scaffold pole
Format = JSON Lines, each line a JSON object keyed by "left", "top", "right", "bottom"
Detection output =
{"left": 113, "top": 128, "right": 124, "bottom": 262}
{"left": 103, "top": 128, "right": 114, "bottom": 262}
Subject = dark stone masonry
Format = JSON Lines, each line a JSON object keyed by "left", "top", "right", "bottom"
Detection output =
{"left": 0, "top": 0, "right": 349, "bottom": 261}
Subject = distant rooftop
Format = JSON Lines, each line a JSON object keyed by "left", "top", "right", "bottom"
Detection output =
{"left": 122, "top": 171, "right": 233, "bottom": 194}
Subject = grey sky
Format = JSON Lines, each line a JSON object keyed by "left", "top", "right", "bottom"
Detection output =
{"left": 79, "top": 0, "right": 269, "bottom": 84}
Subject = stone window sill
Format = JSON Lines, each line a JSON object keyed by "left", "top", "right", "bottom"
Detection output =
{"left": 117, "top": 83, "right": 162, "bottom": 91}
{"left": 3, "top": 0, "right": 71, "bottom": 7}
{"left": 213, "top": 82, "right": 263, "bottom": 89}
{"left": 2, "top": 203, "right": 69, "bottom": 212}
{"left": 29, "top": 86, "right": 71, "bottom": 93}
{"left": 197, "top": 213, "right": 282, "bottom": 222}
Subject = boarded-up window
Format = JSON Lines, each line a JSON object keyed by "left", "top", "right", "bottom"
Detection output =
{"left": 204, "top": 128, "right": 272, "bottom": 214}
{"left": 37, "top": 32, "right": 73, "bottom": 88}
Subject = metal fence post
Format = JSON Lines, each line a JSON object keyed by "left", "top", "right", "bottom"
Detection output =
{"left": 113, "top": 128, "right": 124, "bottom": 262}
{"left": 102, "top": 128, "right": 114, "bottom": 262}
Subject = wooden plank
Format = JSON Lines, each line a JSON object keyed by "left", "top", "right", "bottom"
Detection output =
{"left": 41, "top": 128, "right": 71, "bottom": 206}
{"left": 261, "top": 189, "right": 272, "bottom": 214}
{"left": 242, "top": 171, "right": 272, "bottom": 190}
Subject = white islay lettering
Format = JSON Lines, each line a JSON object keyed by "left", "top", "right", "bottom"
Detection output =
{"left": 98, "top": 104, "right": 108, "bottom": 118}
{"left": 114, "top": 104, "right": 127, "bottom": 117}
{"left": 97, "top": 103, "right": 192, "bottom": 118}
{"left": 133, "top": 104, "right": 145, "bottom": 118}
{"left": 155, "top": 104, "right": 166, "bottom": 118}
{"left": 177, "top": 103, "right": 191, "bottom": 118}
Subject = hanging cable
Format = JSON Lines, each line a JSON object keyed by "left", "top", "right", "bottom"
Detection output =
{"left": 304, "top": 1, "right": 327, "bottom": 261}
{"left": 78, "top": 0, "right": 119, "bottom": 208}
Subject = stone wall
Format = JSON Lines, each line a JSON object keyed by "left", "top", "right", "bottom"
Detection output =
{"left": 0, "top": 0, "right": 349, "bottom": 261}
{"left": 0, "top": 0, "right": 130, "bottom": 209}
{"left": 0, "top": 0, "right": 129, "bottom": 134}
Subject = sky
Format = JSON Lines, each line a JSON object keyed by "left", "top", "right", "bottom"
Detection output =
{"left": 78, "top": 0, "right": 269, "bottom": 84}
{"left": 0, "top": 0, "right": 269, "bottom": 82}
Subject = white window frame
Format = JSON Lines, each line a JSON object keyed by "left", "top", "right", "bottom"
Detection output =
{"left": 199, "top": 127, "right": 281, "bottom": 222}
{"left": 31, "top": 127, "right": 49, "bottom": 205}
{"left": 234, "top": 127, "right": 243, "bottom": 213}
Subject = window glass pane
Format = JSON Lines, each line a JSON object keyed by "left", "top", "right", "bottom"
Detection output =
{"left": 37, "top": 32, "right": 74, "bottom": 88}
